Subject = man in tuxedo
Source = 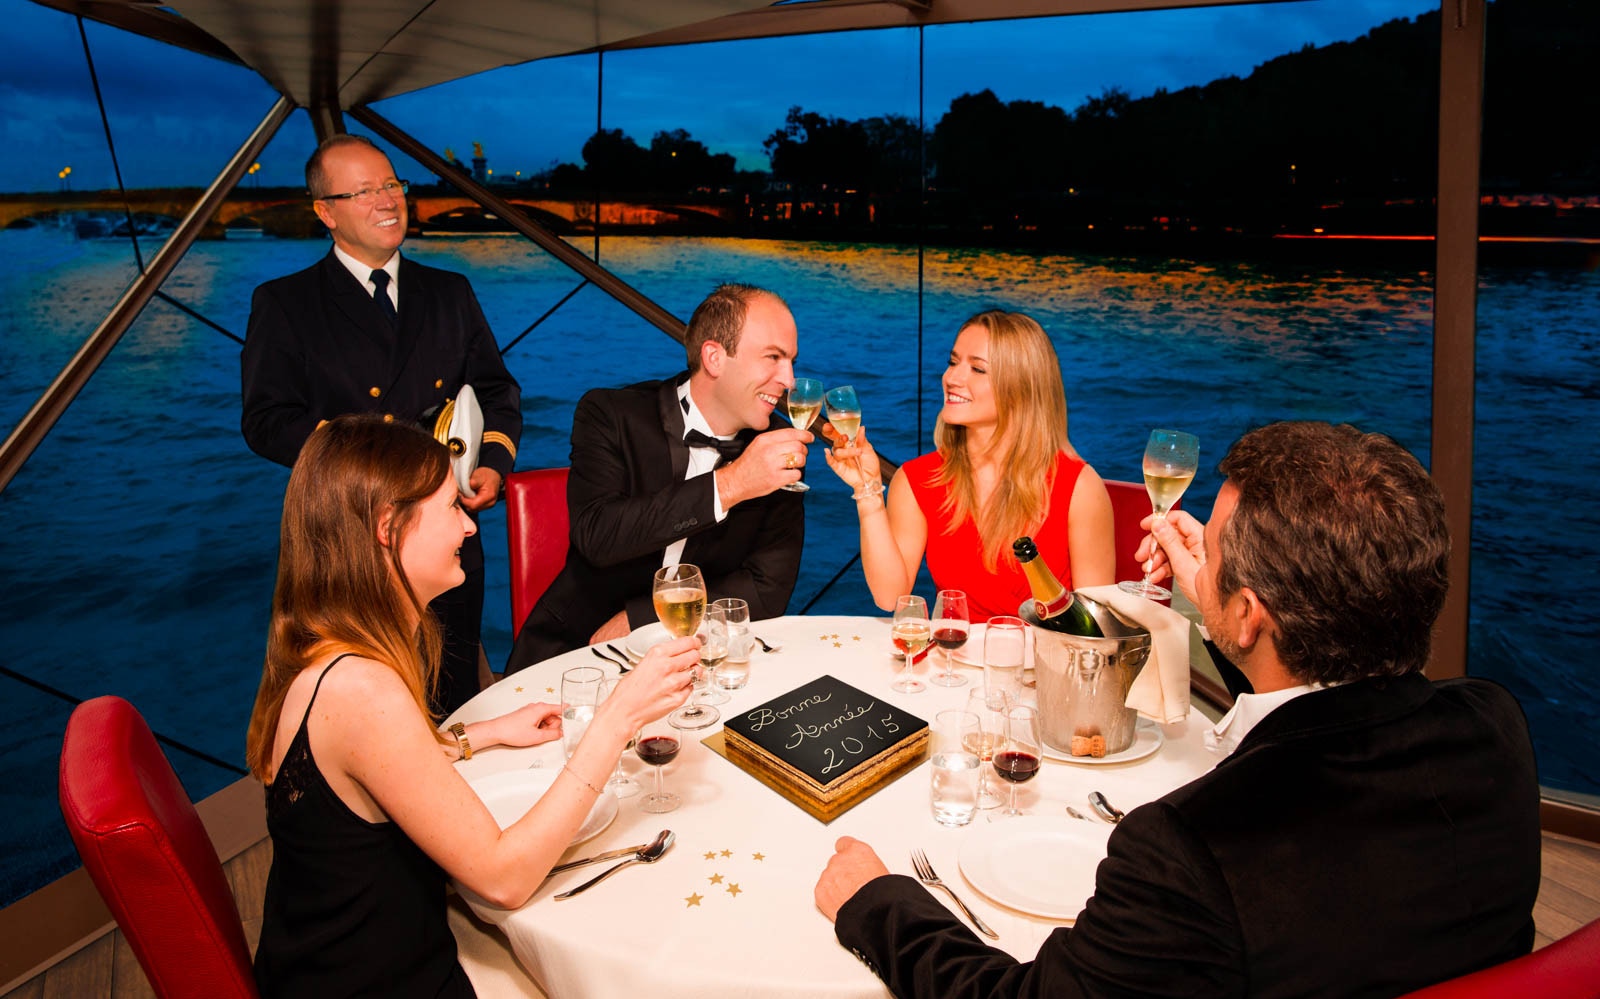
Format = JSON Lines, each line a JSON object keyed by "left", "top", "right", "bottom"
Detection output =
{"left": 241, "top": 134, "right": 521, "bottom": 715}
{"left": 507, "top": 284, "right": 811, "bottom": 670}
{"left": 815, "top": 421, "right": 1541, "bottom": 999}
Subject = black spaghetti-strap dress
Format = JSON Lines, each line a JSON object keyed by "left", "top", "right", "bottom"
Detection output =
{"left": 254, "top": 654, "right": 475, "bottom": 998}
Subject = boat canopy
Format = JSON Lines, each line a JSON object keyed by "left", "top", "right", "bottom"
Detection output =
{"left": 32, "top": 0, "right": 1260, "bottom": 107}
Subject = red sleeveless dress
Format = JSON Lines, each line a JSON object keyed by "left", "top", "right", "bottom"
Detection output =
{"left": 903, "top": 450, "right": 1085, "bottom": 622}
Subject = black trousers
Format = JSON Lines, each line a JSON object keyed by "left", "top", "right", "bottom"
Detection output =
{"left": 429, "top": 565, "right": 484, "bottom": 717}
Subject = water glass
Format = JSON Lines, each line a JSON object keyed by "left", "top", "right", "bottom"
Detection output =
{"left": 598, "top": 678, "right": 640, "bottom": 798}
{"left": 694, "top": 602, "right": 731, "bottom": 706}
{"left": 983, "top": 616, "right": 1027, "bottom": 704}
{"left": 712, "top": 597, "right": 752, "bottom": 689}
{"left": 560, "top": 665, "right": 604, "bottom": 760}
{"left": 930, "top": 709, "right": 982, "bottom": 827}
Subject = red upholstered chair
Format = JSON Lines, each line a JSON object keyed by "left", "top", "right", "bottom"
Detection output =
{"left": 1397, "top": 918, "right": 1600, "bottom": 999}
{"left": 505, "top": 467, "right": 571, "bottom": 635}
{"left": 58, "top": 695, "right": 258, "bottom": 999}
{"left": 1104, "top": 478, "right": 1178, "bottom": 588}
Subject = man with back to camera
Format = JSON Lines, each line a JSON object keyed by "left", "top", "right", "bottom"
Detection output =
{"left": 506, "top": 283, "right": 810, "bottom": 670}
{"left": 815, "top": 421, "right": 1542, "bottom": 998}
{"left": 241, "top": 134, "right": 521, "bottom": 715}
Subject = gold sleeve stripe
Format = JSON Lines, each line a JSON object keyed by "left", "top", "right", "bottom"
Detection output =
{"left": 483, "top": 430, "right": 517, "bottom": 461}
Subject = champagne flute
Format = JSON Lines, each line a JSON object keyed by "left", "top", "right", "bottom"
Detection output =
{"left": 653, "top": 564, "right": 715, "bottom": 730}
{"left": 930, "top": 589, "right": 970, "bottom": 688}
{"left": 635, "top": 715, "right": 681, "bottom": 814}
{"left": 824, "top": 384, "right": 876, "bottom": 500}
{"left": 963, "top": 686, "right": 1006, "bottom": 809}
{"left": 693, "top": 602, "right": 730, "bottom": 707}
{"left": 781, "top": 377, "right": 825, "bottom": 492}
{"left": 1120, "top": 429, "right": 1199, "bottom": 600}
{"left": 991, "top": 704, "right": 1043, "bottom": 820}
{"left": 560, "top": 666, "right": 603, "bottom": 761}
{"left": 598, "top": 677, "right": 639, "bottom": 798}
{"left": 983, "top": 616, "right": 1027, "bottom": 706}
{"left": 890, "top": 595, "right": 930, "bottom": 694}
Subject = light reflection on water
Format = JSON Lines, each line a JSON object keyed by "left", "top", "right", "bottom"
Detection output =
{"left": 0, "top": 228, "right": 1593, "bottom": 906}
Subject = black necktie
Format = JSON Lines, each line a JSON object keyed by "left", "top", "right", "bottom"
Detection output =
{"left": 369, "top": 269, "right": 398, "bottom": 328}
{"left": 683, "top": 428, "right": 757, "bottom": 468}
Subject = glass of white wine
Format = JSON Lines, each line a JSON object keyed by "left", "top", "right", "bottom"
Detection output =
{"left": 782, "top": 377, "right": 825, "bottom": 492}
{"left": 890, "top": 594, "right": 930, "bottom": 694}
{"left": 653, "top": 563, "right": 715, "bottom": 730}
{"left": 1120, "top": 429, "right": 1199, "bottom": 600}
{"left": 825, "top": 384, "right": 876, "bottom": 500}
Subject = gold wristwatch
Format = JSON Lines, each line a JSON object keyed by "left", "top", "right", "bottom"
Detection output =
{"left": 449, "top": 721, "right": 472, "bottom": 761}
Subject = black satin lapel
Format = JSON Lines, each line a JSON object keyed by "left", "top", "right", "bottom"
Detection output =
{"left": 659, "top": 376, "right": 690, "bottom": 481}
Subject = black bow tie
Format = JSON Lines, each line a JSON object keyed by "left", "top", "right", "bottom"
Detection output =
{"left": 683, "top": 428, "right": 757, "bottom": 468}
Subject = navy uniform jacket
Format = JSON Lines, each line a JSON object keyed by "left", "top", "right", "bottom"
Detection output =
{"left": 836, "top": 673, "right": 1542, "bottom": 999}
{"left": 507, "top": 374, "right": 803, "bottom": 670}
{"left": 240, "top": 250, "right": 522, "bottom": 573}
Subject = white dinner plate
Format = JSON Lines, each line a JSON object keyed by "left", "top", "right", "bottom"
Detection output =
{"left": 1042, "top": 718, "right": 1164, "bottom": 765}
{"left": 950, "top": 621, "right": 1036, "bottom": 667}
{"left": 467, "top": 768, "right": 617, "bottom": 846}
{"left": 957, "top": 815, "right": 1111, "bottom": 922}
{"left": 624, "top": 621, "right": 673, "bottom": 660}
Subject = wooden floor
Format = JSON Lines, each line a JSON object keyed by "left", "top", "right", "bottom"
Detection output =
{"left": 6, "top": 831, "right": 1598, "bottom": 997}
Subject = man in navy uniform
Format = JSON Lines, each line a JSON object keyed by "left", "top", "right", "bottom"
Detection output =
{"left": 815, "top": 421, "right": 1541, "bottom": 999}
{"left": 241, "top": 134, "right": 521, "bottom": 714}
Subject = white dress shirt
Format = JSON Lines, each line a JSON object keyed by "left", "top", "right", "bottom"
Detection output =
{"left": 663, "top": 380, "right": 730, "bottom": 568}
{"left": 1205, "top": 683, "right": 1333, "bottom": 759}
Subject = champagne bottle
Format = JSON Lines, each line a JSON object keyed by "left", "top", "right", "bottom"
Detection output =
{"left": 1012, "top": 537, "right": 1102, "bottom": 637}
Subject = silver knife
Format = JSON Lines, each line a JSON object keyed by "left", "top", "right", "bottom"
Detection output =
{"left": 545, "top": 842, "right": 648, "bottom": 877}
{"left": 1089, "top": 791, "right": 1124, "bottom": 824}
{"left": 607, "top": 643, "right": 637, "bottom": 667}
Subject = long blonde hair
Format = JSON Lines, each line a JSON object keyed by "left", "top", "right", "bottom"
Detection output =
{"left": 245, "top": 415, "right": 451, "bottom": 779}
{"left": 934, "top": 310, "right": 1072, "bottom": 571}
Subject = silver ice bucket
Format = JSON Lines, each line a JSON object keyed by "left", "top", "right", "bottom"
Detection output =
{"left": 1021, "top": 595, "right": 1151, "bottom": 757}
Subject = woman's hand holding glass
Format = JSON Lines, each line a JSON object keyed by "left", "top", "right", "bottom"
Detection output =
{"left": 590, "top": 637, "right": 698, "bottom": 739}
{"left": 823, "top": 425, "right": 885, "bottom": 500}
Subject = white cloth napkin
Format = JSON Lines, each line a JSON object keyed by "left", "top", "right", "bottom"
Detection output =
{"left": 1077, "top": 584, "right": 1192, "bottom": 724}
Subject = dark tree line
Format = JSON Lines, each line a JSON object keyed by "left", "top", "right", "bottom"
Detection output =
{"left": 531, "top": 0, "right": 1594, "bottom": 235}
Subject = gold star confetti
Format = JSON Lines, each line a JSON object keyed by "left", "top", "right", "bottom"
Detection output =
{"left": 704, "top": 851, "right": 717, "bottom": 860}
{"left": 514, "top": 686, "right": 524, "bottom": 693}
{"left": 833, "top": 641, "right": 843, "bottom": 648}
{"left": 685, "top": 893, "right": 703, "bottom": 908}
{"left": 752, "top": 852, "right": 765, "bottom": 861}
{"left": 852, "top": 635, "right": 861, "bottom": 642}
{"left": 720, "top": 849, "right": 733, "bottom": 858}
{"left": 545, "top": 687, "right": 555, "bottom": 694}
{"left": 708, "top": 873, "right": 724, "bottom": 884}
{"left": 831, "top": 633, "right": 840, "bottom": 639}
{"left": 819, "top": 634, "right": 830, "bottom": 640}
{"left": 727, "top": 883, "right": 742, "bottom": 897}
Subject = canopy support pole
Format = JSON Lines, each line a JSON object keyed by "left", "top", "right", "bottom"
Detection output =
{"left": 0, "top": 96, "right": 295, "bottom": 494}
{"left": 348, "top": 105, "right": 687, "bottom": 343}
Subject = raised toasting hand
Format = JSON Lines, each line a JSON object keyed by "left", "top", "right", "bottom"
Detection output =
{"left": 716, "top": 426, "right": 814, "bottom": 506}
{"left": 1134, "top": 508, "right": 1207, "bottom": 604}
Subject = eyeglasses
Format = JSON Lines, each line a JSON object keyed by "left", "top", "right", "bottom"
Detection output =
{"left": 315, "top": 179, "right": 408, "bottom": 205}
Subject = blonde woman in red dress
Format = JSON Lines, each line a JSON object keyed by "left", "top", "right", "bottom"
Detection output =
{"left": 825, "top": 310, "right": 1114, "bottom": 621}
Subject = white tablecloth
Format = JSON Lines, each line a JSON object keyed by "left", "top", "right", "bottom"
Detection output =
{"left": 445, "top": 615, "right": 1217, "bottom": 999}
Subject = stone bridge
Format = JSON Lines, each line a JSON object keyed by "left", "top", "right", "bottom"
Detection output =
{"left": 1, "top": 190, "right": 738, "bottom": 237}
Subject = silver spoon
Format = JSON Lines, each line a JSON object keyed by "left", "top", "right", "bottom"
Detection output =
{"left": 1089, "top": 791, "right": 1125, "bottom": 824}
{"left": 554, "top": 830, "right": 675, "bottom": 899}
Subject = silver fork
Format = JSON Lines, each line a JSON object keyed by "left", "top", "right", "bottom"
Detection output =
{"left": 910, "top": 848, "right": 998, "bottom": 939}
{"left": 753, "top": 635, "right": 782, "bottom": 653}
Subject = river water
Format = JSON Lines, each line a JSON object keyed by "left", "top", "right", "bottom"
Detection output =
{"left": 0, "top": 225, "right": 1594, "bottom": 905}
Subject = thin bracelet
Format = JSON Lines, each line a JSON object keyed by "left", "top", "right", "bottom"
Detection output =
{"left": 562, "top": 764, "right": 604, "bottom": 796}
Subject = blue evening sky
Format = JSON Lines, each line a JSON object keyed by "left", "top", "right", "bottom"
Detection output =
{"left": 0, "top": 0, "right": 1435, "bottom": 192}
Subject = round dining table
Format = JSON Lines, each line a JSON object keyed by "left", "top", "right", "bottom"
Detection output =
{"left": 443, "top": 614, "right": 1218, "bottom": 999}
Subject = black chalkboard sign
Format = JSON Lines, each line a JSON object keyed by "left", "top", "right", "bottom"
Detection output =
{"left": 722, "top": 675, "right": 927, "bottom": 790}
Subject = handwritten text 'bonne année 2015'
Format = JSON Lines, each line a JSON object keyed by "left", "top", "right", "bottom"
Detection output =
{"left": 744, "top": 692, "right": 902, "bottom": 776}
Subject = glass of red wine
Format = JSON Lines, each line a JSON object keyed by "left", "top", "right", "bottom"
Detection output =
{"left": 635, "top": 716, "right": 681, "bottom": 813}
{"left": 930, "top": 589, "right": 970, "bottom": 688}
{"left": 992, "top": 704, "right": 1042, "bottom": 820}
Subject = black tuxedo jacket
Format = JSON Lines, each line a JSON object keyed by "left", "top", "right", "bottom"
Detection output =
{"left": 836, "top": 673, "right": 1542, "bottom": 999}
{"left": 240, "top": 250, "right": 522, "bottom": 572}
{"left": 507, "top": 375, "right": 804, "bottom": 669}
